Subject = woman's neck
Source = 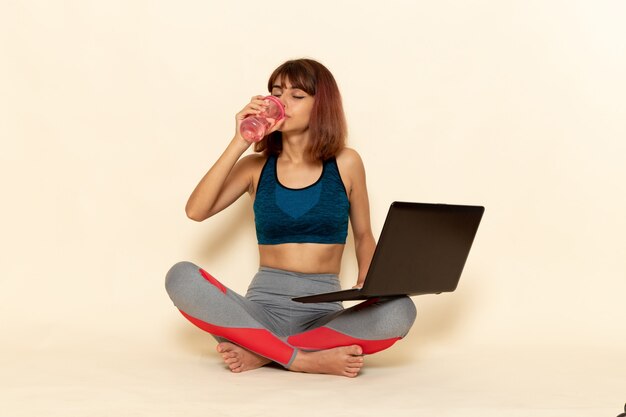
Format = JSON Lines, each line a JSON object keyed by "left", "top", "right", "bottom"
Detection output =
{"left": 280, "top": 132, "right": 311, "bottom": 164}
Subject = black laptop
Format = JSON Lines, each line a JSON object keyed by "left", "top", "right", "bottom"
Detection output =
{"left": 292, "top": 201, "right": 484, "bottom": 303}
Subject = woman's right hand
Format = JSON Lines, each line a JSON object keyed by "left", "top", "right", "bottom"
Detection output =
{"left": 234, "top": 95, "right": 285, "bottom": 144}
{"left": 234, "top": 95, "right": 269, "bottom": 143}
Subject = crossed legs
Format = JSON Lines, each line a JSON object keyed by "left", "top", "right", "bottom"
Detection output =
{"left": 165, "top": 261, "right": 416, "bottom": 377}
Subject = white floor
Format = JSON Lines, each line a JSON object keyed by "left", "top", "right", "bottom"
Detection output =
{"left": 3, "top": 325, "right": 624, "bottom": 417}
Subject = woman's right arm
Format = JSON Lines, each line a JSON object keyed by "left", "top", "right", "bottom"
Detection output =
{"left": 185, "top": 137, "right": 253, "bottom": 221}
{"left": 185, "top": 96, "right": 278, "bottom": 222}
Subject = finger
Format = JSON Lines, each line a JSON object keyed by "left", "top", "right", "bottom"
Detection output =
{"left": 242, "top": 103, "right": 265, "bottom": 115}
{"left": 250, "top": 96, "right": 270, "bottom": 109}
{"left": 237, "top": 96, "right": 269, "bottom": 117}
{"left": 236, "top": 108, "right": 261, "bottom": 123}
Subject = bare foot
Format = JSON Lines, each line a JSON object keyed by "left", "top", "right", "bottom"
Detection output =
{"left": 216, "top": 342, "right": 271, "bottom": 373}
{"left": 289, "top": 345, "right": 364, "bottom": 378}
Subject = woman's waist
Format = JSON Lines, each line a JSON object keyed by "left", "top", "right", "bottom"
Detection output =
{"left": 258, "top": 243, "right": 344, "bottom": 275}
{"left": 247, "top": 266, "right": 342, "bottom": 299}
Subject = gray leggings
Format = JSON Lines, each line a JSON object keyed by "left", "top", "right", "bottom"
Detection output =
{"left": 165, "top": 261, "right": 416, "bottom": 367}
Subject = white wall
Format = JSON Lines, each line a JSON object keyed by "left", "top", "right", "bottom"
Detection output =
{"left": 1, "top": 0, "right": 625, "bottom": 354}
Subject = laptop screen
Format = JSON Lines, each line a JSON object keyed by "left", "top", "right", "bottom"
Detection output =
{"left": 362, "top": 202, "right": 484, "bottom": 296}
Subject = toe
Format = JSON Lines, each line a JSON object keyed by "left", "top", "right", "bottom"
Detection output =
{"left": 346, "top": 365, "right": 362, "bottom": 373}
{"left": 225, "top": 357, "right": 239, "bottom": 365}
{"left": 217, "top": 342, "right": 234, "bottom": 353}
{"left": 347, "top": 345, "right": 363, "bottom": 356}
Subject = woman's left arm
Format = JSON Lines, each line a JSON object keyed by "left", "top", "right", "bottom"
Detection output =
{"left": 337, "top": 148, "right": 376, "bottom": 288}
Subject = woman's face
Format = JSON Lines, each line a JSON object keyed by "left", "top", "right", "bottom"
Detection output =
{"left": 270, "top": 76, "right": 315, "bottom": 136}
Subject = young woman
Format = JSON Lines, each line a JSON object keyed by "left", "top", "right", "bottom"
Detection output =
{"left": 165, "top": 58, "right": 416, "bottom": 377}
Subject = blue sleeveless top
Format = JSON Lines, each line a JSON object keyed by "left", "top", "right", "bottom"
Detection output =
{"left": 253, "top": 155, "right": 350, "bottom": 245}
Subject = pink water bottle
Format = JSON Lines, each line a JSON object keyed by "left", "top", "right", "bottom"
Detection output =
{"left": 240, "top": 96, "right": 285, "bottom": 142}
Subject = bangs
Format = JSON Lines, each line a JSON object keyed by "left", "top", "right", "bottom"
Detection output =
{"left": 268, "top": 61, "right": 317, "bottom": 96}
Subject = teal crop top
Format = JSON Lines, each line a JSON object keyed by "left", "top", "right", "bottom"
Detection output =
{"left": 253, "top": 155, "right": 350, "bottom": 245}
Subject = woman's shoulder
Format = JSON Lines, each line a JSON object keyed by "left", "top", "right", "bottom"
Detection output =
{"left": 239, "top": 153, "right": 268, "bottom": 170}
{"left": 234, "top": 154, "right": 269, "bottom": 186}
{"left": 335, "top": 147, "right": 365, "bottom": 173}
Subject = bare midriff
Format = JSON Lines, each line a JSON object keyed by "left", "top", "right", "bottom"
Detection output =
{"left": 259, "top": 243, "right": 345, "bottom": 274}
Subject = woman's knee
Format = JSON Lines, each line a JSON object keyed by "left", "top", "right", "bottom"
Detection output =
{"left": 384, "top": 296, "right": 417, "bottom": 336}
{"left": 164, "top": 261, "right": 200, "bottom": 300}
{"left": 338, "top": 296, "right": 417, "bottom": 339}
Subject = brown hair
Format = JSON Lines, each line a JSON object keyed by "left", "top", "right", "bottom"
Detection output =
{"left": 254, "top": 58, "right": 347, "bottom": 161}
